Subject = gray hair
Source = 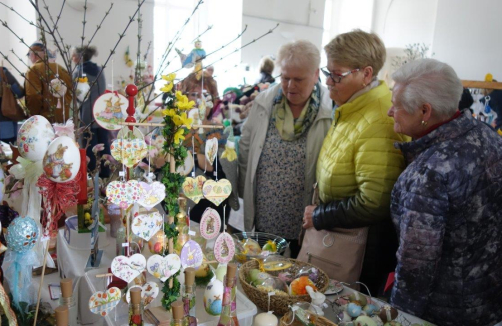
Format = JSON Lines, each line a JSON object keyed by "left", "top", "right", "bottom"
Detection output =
{"left": 392, "top": 58, "right": 463, "bottom": 118}
{"left": 276, "top": 40, "right": 320, "bottom": 73}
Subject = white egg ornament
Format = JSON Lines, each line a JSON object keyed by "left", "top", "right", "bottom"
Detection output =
{"left": 17, "top": 115, "right": 55, "bottom": 161}
{"left": 253, "top": 312, "right": 278, "bottom": 326}
{"left": 355, "top": 315, "right": 378, "bottom": 326}
{"left": 42, "top": 136, "right": 81, "bottom": 183}
{"left": 204, "top": 277, "right": 224, "bottom": 316}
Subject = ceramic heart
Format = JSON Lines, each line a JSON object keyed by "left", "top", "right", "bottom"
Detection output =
{"left": 106, "top": 180, "right": 144, "bottom": 209}
{"left": 200, "top": 208, "right": 221, "bottom": 239}
{"left": 110, "top": 138, "right": 148, "bottom": 168}
{"left": 147, "top": 254, "right": 181, "bottom": 282}
{"left": 89, "top": 287, "right": 121, "bottom": 316}
{"left": 205, "top": 138, "right": 219, "bottom": 165}
{"left": 180, "top": 240, "right": 204, "bottom": 270}
{"left": 214, "top": 232, "right": 235, "bottom": 264}
{"left": 202, "top": 179, "right": 232, "bottom": 206}
{"left": 126, "top": 282, "right": 159, "bottom": 306}
{"left": 111, "top": 254, "right": 147, "bottom": 283}
{"left": 182, "top": 175, "right": 206, "bottom": 204}
{"left": 132, "top": 211, "right": 163, "bottom": 241}
{"left": 137, "top": 181, "right": 166, "bottom": 210}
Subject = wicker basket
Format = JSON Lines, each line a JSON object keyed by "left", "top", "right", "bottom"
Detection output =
{"left": 279, "top": 314, "right": 337, "bottom": 326}
{"left": 239, "top": 259, "right": 329, "bottom": 315}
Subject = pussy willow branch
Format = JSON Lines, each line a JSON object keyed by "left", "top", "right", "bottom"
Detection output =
{"left": 41, "top": 0, "right": 66, "bottom": 54}
{"left": 190, "top": 25, "right": 212, "bottom": 43}
{"left": 135, "top": 0, "right": 142, "bottom": 85}
{"left": 80, "top": 0, "right": 88, "bottom": 49}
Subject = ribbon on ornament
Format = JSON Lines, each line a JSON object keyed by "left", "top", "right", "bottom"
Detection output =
{"left": 3, "top": 249, "right": 39, "bottom": 311}
{"left": 53, "top": 119, "right": 75, "bottom": 140}
{"left": 8, "top": 157, "right": 52, "bottom": 267}
{"left": 36, "top": 172, "right": 81, "bottom": 237}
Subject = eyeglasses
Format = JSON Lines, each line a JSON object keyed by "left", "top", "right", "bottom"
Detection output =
{"left": 321, "top": 68, "right": 360, "bottom": 83}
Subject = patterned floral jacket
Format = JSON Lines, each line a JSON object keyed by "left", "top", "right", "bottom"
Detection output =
{"left": 390, "top": 111, "right": 502, "bottom": 326}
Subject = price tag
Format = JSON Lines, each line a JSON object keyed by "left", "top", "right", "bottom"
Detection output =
{"left": 48, "top": 283, "right": 61, "bottom": 300}
{"left": 188, "top": 230, "right": 196, "bottom": 236}
{"left": 122, "top": 243, "right": 130, "bottom": 247}
{"left": 119, "top": 171, "right": 125, "bottom": 177}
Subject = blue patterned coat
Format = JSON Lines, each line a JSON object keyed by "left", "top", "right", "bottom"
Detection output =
{"left": 390, "top": 111, "right": 502, "bottom": 326}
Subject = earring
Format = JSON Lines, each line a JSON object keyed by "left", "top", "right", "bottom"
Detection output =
{"left": 362, "top": 83, "right": 367, "bottom": 87}
{"left": 421, "top": 120, "right": 428, "bottom": 126}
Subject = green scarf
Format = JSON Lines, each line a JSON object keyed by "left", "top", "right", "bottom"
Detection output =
{"left": 272, "top": 83, "right": 321, "bottom": 141}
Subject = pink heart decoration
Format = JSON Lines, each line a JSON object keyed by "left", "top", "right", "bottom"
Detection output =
{"left": 137, "top": 181, "right": 166, "bottom": 210}
{"left": 111, "top": 254, "right": 147, "bottom": 283}
{"left": 88, "top": 287, "right": 121, "bottom": 316}
{"left": 106, "top": 180, "right": 144, "bottom": 209}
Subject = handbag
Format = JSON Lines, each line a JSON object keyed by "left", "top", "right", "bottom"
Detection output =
{"left": 297, "top": 182, "right": 368, "bottom": 285}
{"left": 0, "top": 67, "right": 27, "bottom": 121}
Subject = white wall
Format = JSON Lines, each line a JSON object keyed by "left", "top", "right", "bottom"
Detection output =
{"left": 0, "top": 0, "right": 37, "bottom": 82}
{"left": 39, "top": 0, "right": 155, "bottom": 90}
{"left": 241, "top": 0, "right": 325, "bottom": 82}
{"left": 432, "top": 0, "right": 502, "bottom": 80}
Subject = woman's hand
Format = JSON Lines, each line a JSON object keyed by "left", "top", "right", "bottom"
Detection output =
{"left": 303, "top": 205, "right": 317, "bottom": 229}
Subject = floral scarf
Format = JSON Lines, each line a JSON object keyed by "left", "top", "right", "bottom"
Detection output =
{"left": 272, "top": 83, "right": 321, "bottom": 141}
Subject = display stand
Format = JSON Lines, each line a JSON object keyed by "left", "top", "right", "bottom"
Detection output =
{"left": 462, "top": 80, "right": 502, "bottom": 90}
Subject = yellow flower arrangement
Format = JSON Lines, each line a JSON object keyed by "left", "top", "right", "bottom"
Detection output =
{"left": 162, "top": 108, "right": 176, "bottom": 117}
{"left": 174, "top": 91, "right": 195, "bottom": 110}
{"left": 173, "top": 128, "right": 185, "bottom": 145}
{"left": 160, "top": 73, "right": 176, "bottom": 93}
{"left": 172, "top": 112, "right": 193, "bottom": 129}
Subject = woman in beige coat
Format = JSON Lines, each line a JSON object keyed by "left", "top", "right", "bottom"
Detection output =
{"left": 238, "top": 40, "right": 332, "bottom": 258}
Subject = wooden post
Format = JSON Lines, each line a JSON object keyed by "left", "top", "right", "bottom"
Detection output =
{"left": 167, "top": 154, "right": 176, "bottom": 288}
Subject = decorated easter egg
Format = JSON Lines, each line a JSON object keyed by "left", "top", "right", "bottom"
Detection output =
{"left": 338, "top": 310, "right": 352, "bottom": 322}
{"left": 17, "top": 115, "right": 55, "bottom": 161}
{"left": 204, "top": 278, "right": 224, "bottom": 316}
{"left": 43, "top": 136, "right": 81, "bottom": 183}
{"left": 363, "top": 304, "right": 378, "bottom": 316}
{"left": 347, "top": 302, "right": 362, "bottom": 318}
{"left": 371, "top": 315, "right": 384, "bottom": 326}
{"left": 349, "top": 292, "right": 368, "bottom": 306}
{"left": 383, "top": 322, "right": 402, "bottom": 326}
{"left": 355, "top": 315, "right": 378, "bottom": 326}
{"left": 5, "top": 216, "right": 39, "bottom": 253}
{"left": 379, "top": 305, "right": 398, "bottom": 322}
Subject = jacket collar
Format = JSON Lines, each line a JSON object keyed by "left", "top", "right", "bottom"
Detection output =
{"left": 395, "top": 110, "right": 478, "bottom": 163}
{"left": 254, "top": 83, "right": 333, "bottom": 122}
{"left": 336, "top": 80, "right": 390, "bottom": 116}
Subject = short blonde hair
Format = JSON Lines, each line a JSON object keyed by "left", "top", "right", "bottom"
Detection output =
{"left": 259, "top": 56, "right": 274, "bottom": 74}
{"left": 276, "top": 40, "right": 320, "bottom": 73}
{"left": 325, "top": 29, "right": 386, "bottom": 76}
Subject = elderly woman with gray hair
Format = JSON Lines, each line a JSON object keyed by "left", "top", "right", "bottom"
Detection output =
{"left": 238, "top": 40, "right": 332, "bottom": 258}
{"left": 388, "top": 58, "right": 502, "bottom": 326}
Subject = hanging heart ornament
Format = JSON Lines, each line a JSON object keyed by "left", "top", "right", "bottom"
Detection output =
{"left": 205, "top": 138, "right": 219, "bottom": 165}
{"left": 88, "top": 287, "right": 121, "bottom": 316}
{"left": 131, "top": 211, "right": 163, "bottom": 241}
{"left": 110, "top": 138, "right": 148, "bottom": 168}
{"left": 111, "top": 254, "right": 147, "bottom": 283}
{"left": 126, "top": 282, "right": 159, "bottom": 306}
{"left": 182, "top": 175, "right": 207, "bottom": 204}
{"left": 106, "top": 180, "right": 144, "bottom": 209}
{"left": 202, "top": 179, "right": 232, "bottom": 206}
{"left": 147, "top": 254, "right": 181, "bottom": 282}
{"left": 137, "top": 181, "right": 166, "bottom": 210}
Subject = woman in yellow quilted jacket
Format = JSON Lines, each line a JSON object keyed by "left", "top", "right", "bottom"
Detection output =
{"left": 300, "top": 30, "right": 408, "bottom": 295}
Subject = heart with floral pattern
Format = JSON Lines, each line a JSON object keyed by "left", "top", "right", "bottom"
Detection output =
{"left": 131, "top": 211, "right": 163, "bottom": 241}
{"left": 110, "top": 138, "right": 148, "bottom": 168}
{"left": 106, "top": 180, "right": 144, "bottom": 209}
{"left": 147, "top": 254, "right": 181, "bottom": 282}
{"left": 111, "top": 254, "right": 146, "bottom": 283}
{"left": 182, "top": 175, "right": 207, "bottom": 204}
{"left": 89, "top": 287, "right": 121, "bottom": 316}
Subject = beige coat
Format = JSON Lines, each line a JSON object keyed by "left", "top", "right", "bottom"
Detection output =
{"left": 238, "top": 83, "right": 333, "bottom": 231}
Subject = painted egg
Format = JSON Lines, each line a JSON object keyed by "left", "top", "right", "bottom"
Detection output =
{"left": 200, "top": 208, "right": 221, "bottom": 239}
{"left": 347, "top": 302, "right": 362, "bottom": 318}
{"left": 17, "top": 115, "right": 55, "bottom": 162}
{"left": 371, "top": 315, "right": 384, "bottom": 326}
{"left": 42, "top": 136, "right": 81, "bottom": 183}
{"left": 254, "top": 312, "right": 278, "bottom": 326}
{"left": 349, "top": 292, "right": 368, "bottom": 306}
{"left": 383, "top": 322, "right": 402, "bottom": 326}
{"left": 355, "top": 315, "right": 378, "bottom": 326}
{"left": 338, "top": 311, "right": 352, "bottom": 322}
{"left": 363, "top": 304, "right": 378, "bottom": 316}
{"left": 204, "top": 278, "right": 224, "bottom": 316}
{"left": 379, "top": 305, "right": 399, "bottom": 322}
{"left": 5, "top": 216, "right": 39, "bottom": 253}
{"left": 214, "top": 232, "right": 235, "bottom": 264}
{"left": 180, "top": 240, "right": 203, "bottom": 270}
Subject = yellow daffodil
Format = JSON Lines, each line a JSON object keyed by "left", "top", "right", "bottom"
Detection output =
{"left": 162, "top": 108, "right": 176, "bottom": 117}
{"left": 160, "top": 82, "right": 173, "bottom": 93}
{"left": 162, "top": 73, "right": 176, "bottom": 82}
{"left": 173, "top": 128, "right": 185, "bottom": 145}
{"left": 172, "top": 112, "right": 193, "bottom": 129}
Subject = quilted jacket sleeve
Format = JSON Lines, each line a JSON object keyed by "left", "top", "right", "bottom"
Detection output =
{"left": 390, "top": 168, "right": 448, "bottom": 317}
{"left": 313, "top": 122, "right": 405, "bottom": 229}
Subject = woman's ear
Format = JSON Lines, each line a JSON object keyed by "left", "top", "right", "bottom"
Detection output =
{"left": 363, "top": 66, "right": 374, "bottom": 84}
{"left": 422, "top": 103, "right": 433, "bottom": 121}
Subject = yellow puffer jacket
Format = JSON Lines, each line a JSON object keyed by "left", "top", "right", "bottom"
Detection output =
{"left": 316, "top": 81, "right": 408, "bottom": 224}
